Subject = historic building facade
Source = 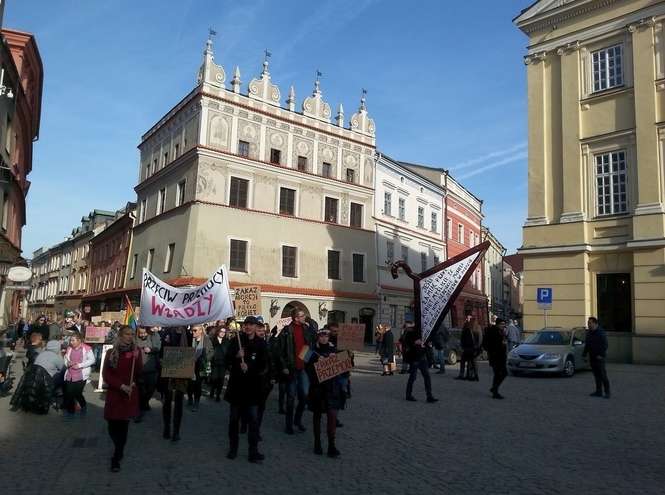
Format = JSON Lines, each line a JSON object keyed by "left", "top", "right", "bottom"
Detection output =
{"left": 515, "top": 0, "right": 665, "bottom": 362}
{"left": 0, "top": 25, "right": 43, "bottom": 326}
{"left": 374, "top": 153, "right": 446, "bottom": 333}
{"left": 482, "top": 226, "right": 506, "bottom": 320}
{"left": 126, "top": 39, "right": 378, "bottom": 333}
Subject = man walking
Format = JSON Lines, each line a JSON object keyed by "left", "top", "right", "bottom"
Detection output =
{"left": 483, "top": 318, "right": 508, "bottom": 399}
{"left": 506, "top": 319, "right": 521, "bottom": 352}
{"left": 584, "top": 317, "right": 610, "bottom": 399}
{"left": 403, "top": 322, "right": 438, "bottom": 403}
{"left": 431, "top": 325, "right": 449, "bottom": 374}
{"left": 277, "top": 309, "right": 317, "bottom": 434}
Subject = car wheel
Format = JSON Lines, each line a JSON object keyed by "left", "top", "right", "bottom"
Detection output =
{"left": 447, "top": 350, "right": 458, "bottom": 366}
{"left": 562, "top": 357, "right": 575, "bottom": 377}
{"left": 509, "top": 370, "right": 521, "bottom": 377}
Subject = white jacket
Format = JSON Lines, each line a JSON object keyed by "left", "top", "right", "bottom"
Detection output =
{"left": 64, "top": 344, "right": 96, "bottom": 382}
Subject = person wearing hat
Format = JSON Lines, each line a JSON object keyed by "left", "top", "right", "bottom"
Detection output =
{"left": 224, "top": 315, "right": 269, "bottom": 463}
{"left": 305, "top": 328, "right": 347, "bottom": 457}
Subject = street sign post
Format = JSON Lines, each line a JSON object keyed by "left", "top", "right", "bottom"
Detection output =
{"left": 537, "top": 288, "right": 552, "bottom": 327}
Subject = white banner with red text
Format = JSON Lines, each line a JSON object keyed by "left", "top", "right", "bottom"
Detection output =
{"left": 139, "top": 265, "right": 234, "bottom": 327}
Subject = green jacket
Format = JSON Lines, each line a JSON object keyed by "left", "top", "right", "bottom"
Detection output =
{"left": 276, "top": 323, "right": 317, "bottom": 374}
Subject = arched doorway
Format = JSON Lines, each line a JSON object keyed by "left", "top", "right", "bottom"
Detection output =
{"left": 281, "top": 300, "right": 310, "bottom": 319}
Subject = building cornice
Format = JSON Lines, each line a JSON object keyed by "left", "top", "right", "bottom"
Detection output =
{"left": 516, "top": 0, "right": 619, "bottom": 34}
{"left": 374, "top": 217, "right": 445, "bottom": 245}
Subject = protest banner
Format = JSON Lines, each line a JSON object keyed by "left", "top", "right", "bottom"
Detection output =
{"left": 139, "top": 265, "right": 234, "bottom": 327}
{"left": 91, "top": 316, "right": 102, "bottom": 324}
{"left": 276, "top": 316, "right": 292, "bottom": 329}
{"left": 161, "top": 347, "right": 196, "bottom": 379}
{"left": 337, "top": 323, "right": 366, "bottom": 351}
{"left": 314, "top": 351, "right": 353, "bottom": 382}
{"left": 84, "top": 326, "right": 109, "bottom": 344}
{"left": 95, "top": 344, "right": 114, "bottom": 392}
{"left": 234, "top": 285, "right": 261, "bottom": 319}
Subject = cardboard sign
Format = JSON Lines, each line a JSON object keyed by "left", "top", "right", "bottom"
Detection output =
{"left": 140, "top": 266, "right": 234, "bottom": 327}
{"left": 314, "top": 351, "right": 353, "bottom": 382}
{"left": 84, "top": 326, "right": 109, "bottom": 344}
{"left": 234, "top": 285, "right": 261, "bottom": 319}
{"left": 101, "top": 311, "right": 125, "bottom": 323}
{"left": 161, "top": 347, "right": 196, "bottom": 379}
{"left": 91, "top": 316, "right": 102, "bottom": 324}
{"left": 337, "top": 323, "right": 365, "bottom": 351}
{"left": 276, "top": 316, "right": 292, "bottom": 330}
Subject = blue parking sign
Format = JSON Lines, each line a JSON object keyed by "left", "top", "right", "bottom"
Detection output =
{"left": 537, "top": 288, "right": 552, "bottom": 305}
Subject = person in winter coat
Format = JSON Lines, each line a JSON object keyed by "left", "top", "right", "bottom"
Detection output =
{"left": 160, "top": 326, "right": 190, "bottom": 442}
{"left": 10, "top": 340, "right": 64, "bottom": 414}
{"left": 482, "top": 318, "right": 508, "bottom": 399}
{"left": 431, "top": 325, "right": 450, "bottom": 374}
{"left": 305, "top": 328, "right": 347, "bottom": 457}
{"left": 103, "top": 326, "right": 142, "bottom": 473}
{"left": 456, "top": 316, "right": 480, "bottom": 381}
{"left": 63, "top": 332, "right": 95, "bottom": 417}
{"left": 378, "top": 324, "right": 395, "bottom": 376}
{"left": 403, "top": 323, "right": 438, "bottom": 403}
{"left": 583, "top": 317, "right": 610, "bottom": 398}
{"left": 28, "top": 315, "right": 50, "bottom": 341}
{"left": 224, "top": 316, "right": 269, "bottom": 463}
{"left": 187, "top": 324, "right": 213, "bottom": 412}
{"left": 276, "top": 309, "right": 317, "bottom": 434}
{"left": 135, "top": 326, "right": 161, "bottom": 421}
{"left": 35, "top": 340, "right": 65, "bottom": 379}
{"left": 209, "top": 325, "right": 228, "bottom": 402}
{"left": 256, "top": 323, "right": 274, "bottom": 439}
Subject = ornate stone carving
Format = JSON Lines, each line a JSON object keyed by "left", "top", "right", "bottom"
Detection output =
{"left": 248, "top": 59, "right": 281, "bottom": 107}
{"left": 349, "top": 90, "right": 376, "bottom": 137}
{"left": 302, "top": 76, "right": 332, "bottom": 123}
{"left": 208, "top": 115, "right": 229, "bottom": 148}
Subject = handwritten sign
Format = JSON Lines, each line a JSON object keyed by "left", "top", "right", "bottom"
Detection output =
{"left": 276, "top": 316, "right": 292, "bottom": 330}
{"left": 101, "top": 311, "right": 125, "bottom": 323}
{"left": 95, "top": 344, "right": 113, "bottom": 392}
{"left": 84, "top": 326, "right": 109, "bottom": 344}
{"left": 91, "top": 316, "right": 102, "bottom": 324}
{"left": 139, "top": 265, "right": 234, "bottom": 327}
{"left": 314, "top": 351, "right": 353, "bottom": 382}
{"left": 419, "top": 251, "right": 481, "bottom": 341}
{"left": 234, "top": 285, "right": 261, "bottom": 319}
{"left": 337, "top": 323, "right": 365, "bottom": 351}
{"left": 161, "top": 347, "right": 196, "bottom": 379}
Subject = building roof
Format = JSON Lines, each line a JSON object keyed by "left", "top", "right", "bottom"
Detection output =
{"left": 504, "top": 253, "right": 524, "bottom": 273}
{"left": 397, "top": 160, "right": 483, "bottom": 205}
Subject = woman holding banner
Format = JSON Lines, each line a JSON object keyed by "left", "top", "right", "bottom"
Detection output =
{"left": 103, "top": 326, "right": 142, "bottom": 473}
{"left": 305, "top": 328, "right": 347, "bottom": 458}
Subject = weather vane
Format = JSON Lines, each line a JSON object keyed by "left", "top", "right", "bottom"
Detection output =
{"left": 208, "top": 27, "right": 217, "bottom": 40}
{"left": 264, "top": 48, "right": 272, "bottom": 63}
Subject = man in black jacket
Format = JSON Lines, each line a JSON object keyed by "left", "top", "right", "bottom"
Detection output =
{"left": 483, "top": 318, "right": 507, "bottom": 399}
{"left": 403, "top": 322, "right": 438, "bottom": 403}
{"left": 583, "top": 317, "right": 610, "bottom": 398}
{"left": 225, "top": 316, "right": 269, "bottom": 463}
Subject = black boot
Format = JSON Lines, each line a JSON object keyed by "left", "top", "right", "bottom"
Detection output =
{"left": 313, "top": 417, "right": 323, "bottom": 455}
{"left": 327, "top": 436, "right": 340, "bottom": 458}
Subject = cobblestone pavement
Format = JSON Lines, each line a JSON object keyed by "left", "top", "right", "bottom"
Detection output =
{"left": 2, "top": 349, "right": 664, "bottom": 495}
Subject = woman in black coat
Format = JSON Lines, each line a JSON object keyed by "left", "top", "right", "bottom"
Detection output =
{"left": 378, "top": 324, "right": 395, "bottom": 376}
{"left": 209, "top": 325, "right": 228, "bottom": 402}
{"left": 306, "top": 329, "right": 347, "bottom": 458}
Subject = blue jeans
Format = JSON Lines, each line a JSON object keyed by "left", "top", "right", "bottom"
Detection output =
{"left": 286, "top": 369, "right": 309, "bottom": 428}
{"left": 435, "top": 349, "right": 446, "bottom": 371}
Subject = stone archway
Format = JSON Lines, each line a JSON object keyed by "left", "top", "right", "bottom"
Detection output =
{"left": 281, "top": 300, "right": 310, "bottom": 319}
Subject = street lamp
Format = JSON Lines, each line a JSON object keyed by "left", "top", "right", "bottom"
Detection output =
{"left": 0, "top": 68, "right": 14, "bottom": 99}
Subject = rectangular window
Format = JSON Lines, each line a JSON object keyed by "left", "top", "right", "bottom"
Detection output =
{"left": 157, "top": 188, "right": 166, "bottom": 214}
{"left": 596, "top": 273, "right": 631, "bottom": 332}
{"left": 474, "top": 233, "right": 479, "bottom": 246}
{"left": 595, "top": 151, "right": 627, "bottom": 215}
{"left": 238, "top": 140, "right": 250, "bottom": 158}
{"left": 350, "top": 202, "right": 363, "bottom": 228}
{"left": 146, "top": 161, "right": 152, "bottom": 180}
{"left": 352, "top": 253, "right": 365, "bottom": 282}
{"left": 229, "top": 177, "right": 249, "bottom": 208}
{"left": 447, "top": 218, "right": 452, "bottom": 239}
{"left": 163, "top": 151, "right": 169, "bottom": 167}
{"left": 130, "top": 253, "right": 138, "bottom": 279}
{"left": 270, "top": 148, "right": 281, "bottom": 165}
{"left": 327, "top": 250, "right": 340, "bottom": 280}
{"left": 421, "top": 252, "right": 427, "bottom": 272}
{"left": 146, "top": 248, "right": 154, "bottom": 271}
{"left": 458, "top": 224, "right": 464, "bottom": 244}
{"left": 282, "top": 246, "right": 297, "bottom": 278}
{"left": 431, "top": 212, "right": 438, "bottom": 232}
{"left": 229, "top": 239, "right": 248, "bottom": 272}
{"left": 398, "top": 198, "right": 406, "bottom": 220}
{"left": 139, "top": 199, "right": 147, "bottom": 223}
{"left": 386, "top": 241, "right": 394, "bottom": 262}
{"left": 153, "top": 158, "right": 158, "bottom": 172}
{"left": 279, "top": 187, "right": 296, "bottom": 216}
{"left": 592, "top": 44, "right": 623, "bottom": 93}
{"left": 417, "top": 206, "right": 425, "bottom": 228}
{"left": 321, "top": 162, "right": 332, "bottom": 178}
{"left": 346, "top": 168, "right": 355, "bottom": 183}
{"left": 433, "top": 253, "right": 440, "bottom": 265}
{"left": 1, "top": 193, "right": 8, "bottom": 230}
{"left": 176, "top": 179, "right": 186, "bottom": 207}
{"left": 401, "top": 245, "right": 409, "bottom": 263}
{"left": 164, "top": 243, "right": 175, "bottom": 273}
{"left": 384, "top": 192, "right": 392, "bottom": 216}
{"left": 324, "top": 197, "right": 338, "bottom": 223}
{"left": 174, "top": 143, "right": 180, "bottom": 159}
{"left": 5, "top": 115, "right": 11, "bottom": 153}
{"left": 297, "top": 156, "right": 308, "bottom": 172}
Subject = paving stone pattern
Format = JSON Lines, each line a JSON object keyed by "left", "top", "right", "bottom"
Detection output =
{"left": 1, "top": 351, "right": 664, "bottom": 495}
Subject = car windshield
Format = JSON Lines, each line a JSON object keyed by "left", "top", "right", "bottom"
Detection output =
{"left": 524, "top": 331, "right": 571, "bottom": 346}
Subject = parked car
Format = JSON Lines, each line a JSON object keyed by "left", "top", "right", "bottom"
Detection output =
{"left": 508, "top": 327, "right": 588, "bottom": 377}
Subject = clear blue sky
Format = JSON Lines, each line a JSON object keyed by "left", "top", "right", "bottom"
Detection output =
{"left": 7, "top": 0, "right": 530, "bottom": 256}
